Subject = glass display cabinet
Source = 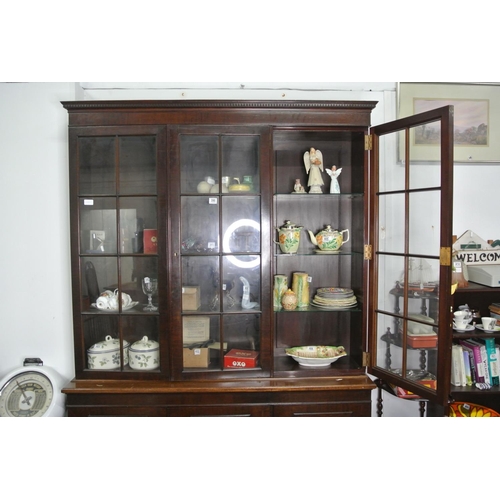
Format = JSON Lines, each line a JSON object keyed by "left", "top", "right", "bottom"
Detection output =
{"left": 62, "top": 100, "right": 461, "bottom": 417}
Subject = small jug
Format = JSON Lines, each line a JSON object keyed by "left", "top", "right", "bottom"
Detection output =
{"left": 275, "top": 220, "right": 303, "bottom": 254}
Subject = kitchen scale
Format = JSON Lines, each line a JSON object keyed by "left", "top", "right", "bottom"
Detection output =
{"left": 466, "top": 264, "right": 500, "bottom": 287}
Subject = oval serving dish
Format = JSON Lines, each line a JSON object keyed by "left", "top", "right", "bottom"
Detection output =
{"left": 285, "top": 345, "right": 347, "bottom": 368}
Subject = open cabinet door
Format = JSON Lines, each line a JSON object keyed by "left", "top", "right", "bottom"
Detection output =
{"left": 367, "top": 105, "right": 454, "bottom": 407}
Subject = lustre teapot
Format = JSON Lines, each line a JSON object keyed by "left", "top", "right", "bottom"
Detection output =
{"left": 275, "top": 220, "right": 303, "bottom": 254}
{"left": 308, "top": 225, "right": 349, "bottom": 251}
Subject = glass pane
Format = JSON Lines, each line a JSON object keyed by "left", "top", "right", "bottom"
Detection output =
{"left": 222, "top": 256, "right": 260, "bottom": 312}
{"left": 379, "top": 130, "right": 405, "bottom": 192}
{"left": 120, "top": 197, "right": 157, "bottom": 254}
{"left": 83, "top": 314, "right": 120, "bottom": 369}
{"left": 122, "top": 315, "right": 160, "bottom": 371}
{"left": 119, "top": 136, "right": 156, "bottom": 195}
{"left": 182, "top": 256, "right": 219, "bottom": 312}
{"left": 223, "top": 314, "right": 261, "bottom": 361}
{"left": 222, "top": 196, "right": 260, "bottom": 255}
{"left": 181, "top": 196, "right": 219, "bottom": 254}
{"left": 377, "top": 254, "right": 406, "bottom": 314}
{"left": 80, "top": 198, "right": 117, "bottom": 254}
{"left": 120, "top": 256, "right": 158, "bottom": 311}
{"left": 222, "top": 135, "right": 260, "bottom": 192}
{"left": 81, "top": 256, "right": 117, "bottom": 311}
{"left": 408, "top": 191, "right": 441, "bottom": 257}
{"left": 378, "top": 193, "right": 405, "bottom": 254}
{"left": 79, "top": 136, "right": 115, "bottom": 195}
{"left": 182, "top": 315, "right": 220, "bottom": 370}
{"left": 180, "top": 135, "right": 218, "bottom": 194}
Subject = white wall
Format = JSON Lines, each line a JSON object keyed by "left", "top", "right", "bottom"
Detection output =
{"left": 0, "top": 83, "right": 76, "bottom": 385}
{"left": 1, "top": 82, "right": 497, "bottom": 416}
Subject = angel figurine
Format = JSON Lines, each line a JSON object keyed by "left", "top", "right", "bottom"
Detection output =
{"left": 303, "top": 147, "right": 324, "bottom": 193}
{"left": 325, "top": 165, "right": 342, "bottom": 193}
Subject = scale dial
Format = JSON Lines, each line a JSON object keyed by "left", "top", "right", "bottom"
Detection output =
{"left": 0, "top": 371, "right": 54, "bottom": 417}
{"left": 0, "top": 363, "right": 65, "bottom": 417}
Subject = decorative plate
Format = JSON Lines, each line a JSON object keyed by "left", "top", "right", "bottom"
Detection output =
{"left": 285, "top": 345, "right": 347, "bottom": 368}
{"left": 449, "top": 402, "right": 500, "bottom": 417}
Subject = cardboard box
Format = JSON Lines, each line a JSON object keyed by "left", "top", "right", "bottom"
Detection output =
{"left": 182, "top": 316, "right": 210, "bottom": 344}
{"left": 143, "top": 229, "right": 157, "bottom": 254}
{"left": 183, "top": 347, "right": 210, "bottom": 368}
{"left": 224, "top": 349, "right": 259, "bottom": 369}
{"left": 182, "top": 286, "right": 201, "bottom": 311}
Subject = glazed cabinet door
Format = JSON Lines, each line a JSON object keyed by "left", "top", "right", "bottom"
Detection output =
{"left": 69, "top": 126, "right": 168, "bottom": 378}
{"left": 367, "top": 106, "right": 454, "bottom": 405}
{"left": 272, "top": 128, "right": 368, "bottom": 376}
{"left": 168, "top": 126, "right": 272, "bottom": 379}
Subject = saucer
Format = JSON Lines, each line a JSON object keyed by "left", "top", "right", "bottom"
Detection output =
{"left": 314, "top": 249, "right": 340, "bottom": 254}
{"left": 475, "top": 325, "right": 500, "bottom": 333}
{"left": 453, "top": 324, "right": 474, "bottom": 333}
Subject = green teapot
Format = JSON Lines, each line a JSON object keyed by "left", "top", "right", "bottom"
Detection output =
{"left": 308, "top": 225, "right": 349, "bottom": 251}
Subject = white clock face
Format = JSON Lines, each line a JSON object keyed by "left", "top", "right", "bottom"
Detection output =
{"left": 0, "top": 371, "right": 54, "bottom": 417}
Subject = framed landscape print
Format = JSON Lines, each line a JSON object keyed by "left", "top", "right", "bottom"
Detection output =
{"left": 398, "top": 82, "right": 500, "bottom": 163}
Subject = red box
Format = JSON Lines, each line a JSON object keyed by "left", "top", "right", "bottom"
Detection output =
{"left": 407, "top": 334, "right": 438, "bottom": 349}
{"left": 224, "top": 349, "right": 259, "bottom": 369}
{"left": 395, "top": 379, "right": 437, "bottom": 399}
{"left": 143, "top": 229, "right": 157, "bottom": 254}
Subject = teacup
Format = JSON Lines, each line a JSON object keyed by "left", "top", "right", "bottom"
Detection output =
{"left": 454, "top": 310, "right": 471, "bottom": 323}
{"left": 453, "top": 319, "right": 469, "bottom": 330}
{"left": 481, "top": 317, "right": 497, "bottom": 331}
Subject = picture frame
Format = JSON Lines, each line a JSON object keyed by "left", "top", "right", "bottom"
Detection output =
{"left": 398, "top": 82, "right": 500, "bottom": 163}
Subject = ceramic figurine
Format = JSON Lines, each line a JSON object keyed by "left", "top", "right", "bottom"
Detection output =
{"left": 240, "top": 276, "right": 258, "bottom": 309}
{"left": 325, "top": 165, "right": 342, "bottom": 193}
{"left": 303, "top": 147, "right": 324, "bottom": 193}
{"left": 293, "top": 178, "right": 305, "bottom": 193}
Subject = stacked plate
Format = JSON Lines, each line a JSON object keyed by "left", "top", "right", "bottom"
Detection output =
{"left": 311, "top": 287, "right": 357, "bottom": 310}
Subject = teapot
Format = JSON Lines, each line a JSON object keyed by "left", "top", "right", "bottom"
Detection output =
{"left": 275, "top": 220, "right": 303, "bottom": 254}
{"left": 308, "top": 225, "right": 349, "bottom": 252}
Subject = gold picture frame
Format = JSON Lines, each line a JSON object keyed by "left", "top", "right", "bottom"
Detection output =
{"left": 398, "top": 82, "right": 500, "bottom": 163}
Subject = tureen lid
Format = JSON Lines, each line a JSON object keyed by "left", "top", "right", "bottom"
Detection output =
{"left": 87, "top": 335, "right": 130, "bottom": 354}
{"left": 129, "top": 336, "right": 159, "bottom": 352}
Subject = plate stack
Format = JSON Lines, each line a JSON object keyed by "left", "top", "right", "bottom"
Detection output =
{"left": 312, "top": 287, "right": 357, "bottom": 310}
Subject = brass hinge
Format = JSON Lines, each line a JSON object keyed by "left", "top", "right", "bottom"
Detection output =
{"left": 440, "top": 246, "right": 451, "bottom": 266}
{"left": 362, "top": 352, "right": 370, "bottom": 366}
{"left": 364, "top": 244, "right": 372, "bottom": 260}
{"left": 364, "top": 134, "right": 372, "bottom": 150}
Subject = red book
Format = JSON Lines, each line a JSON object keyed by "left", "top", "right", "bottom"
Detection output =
{"left": 143, "top": 229, "right": 157, "bottom": 254}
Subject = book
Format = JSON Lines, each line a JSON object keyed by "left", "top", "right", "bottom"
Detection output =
{"left": 462, "top": 347, "right": 473, "bottom": 386}
{"left": 462, "top": 345, "right": 477, "bottom": 384}
{"left": 459, "top": 339, "right": 485, "bottom": 383}
{"left": 451, "top": 344, "right": 466, "bottom": 387}
{"left": 482, "top": 338, "right": 499, "bottom": 386}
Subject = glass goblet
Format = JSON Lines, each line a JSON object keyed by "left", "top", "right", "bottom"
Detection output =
{"left": 142, "top": 277, "right": 158, "bottom": 311}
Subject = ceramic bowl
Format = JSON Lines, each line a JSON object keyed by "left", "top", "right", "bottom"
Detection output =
{"left": 87, "top": 335, "right": 130, "bottom": 370}
{"left": 129, "top": 336, "right": 160, "bottom": 370}
{"left": 285, "top": 345, "right": 347, "bottom": 368}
